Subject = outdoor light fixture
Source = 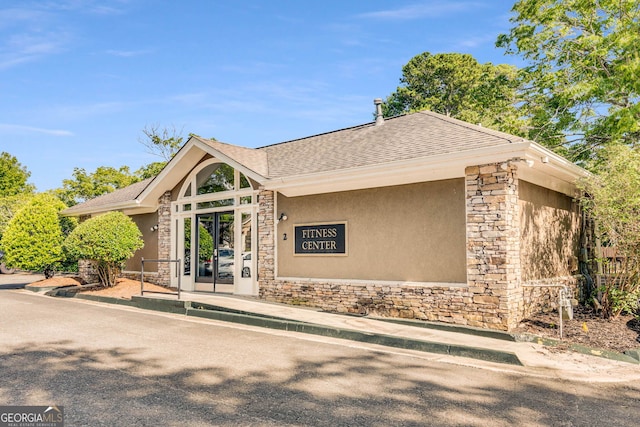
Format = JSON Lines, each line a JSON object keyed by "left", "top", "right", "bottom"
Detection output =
{"left": 283, "top": 233, "right": 288, "bottom": 240}
{"left": 278, "top": 213, "right": 288, "bottom": 222}
{"left": 150, "top": 224, "right": 159, "bottom": 232}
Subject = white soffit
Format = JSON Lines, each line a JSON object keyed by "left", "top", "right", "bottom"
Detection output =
{"left": 267, "top": 141, "right": 586, "bottom": 198}
{"left": 268, "top": 142, "right": 531, "bottom": 197}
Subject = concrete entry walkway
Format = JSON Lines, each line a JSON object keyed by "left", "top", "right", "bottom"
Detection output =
{"left": 6, "top": 272, "right": 639, "bottom": 381}
{"left": 0, "top": 272, "right": 44, "bottom": 289}
{"left": 136, "top": 290, "right": 640, "bottom": 382}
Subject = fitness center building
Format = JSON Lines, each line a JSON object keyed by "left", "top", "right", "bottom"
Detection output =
{"left": 63, "top": 101, "right": 587, "bottom": 331}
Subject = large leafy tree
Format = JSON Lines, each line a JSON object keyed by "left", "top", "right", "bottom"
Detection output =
{"left": 0, "top": 152, "right": 35, "bottom": 245}
{"left": 139, "top": 124, "right": 185, "bottom": 162}
{"left": 53, "top": 126, "right": 197, "bottom": 205}
{"left": 0, "top": 152, "right": 35, "bottom": 196}
{"left": 382, "top": 52, "right": 528, "bottom": 137}
{"left": 579, "top": 144, "right": 640, "bottom": 318}
{"left": 0, "top": 194, "right": 31, "bottom": 243}
{"left": 135, "top": 127, "right": 205, "bottom": 178}
{"left": 497, "top": 0, "right": 640, "bottom": 163}
{"left": 64, "top": 211, "right": 143, "bottom": 287}
{"left": 56, "top": 166, "right": 139, "bottom": 206}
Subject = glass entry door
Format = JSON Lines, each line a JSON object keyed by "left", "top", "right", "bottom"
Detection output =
{"left": 195, "top": 211, "right": 235, "bottom": 291}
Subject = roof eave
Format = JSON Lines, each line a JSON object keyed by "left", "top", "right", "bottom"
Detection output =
{"left": 191, "top": 137, "right": 269, "bottom": 183}
{"left": 61, "top": 199, "right": 156, "bottom": 217}
{"left": 265, "top": 142, "right": 586, "bottom": 197}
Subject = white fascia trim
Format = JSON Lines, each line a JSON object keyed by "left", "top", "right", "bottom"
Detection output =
{"left": 61, "top": 199, "right": 153, "bottom": 217}
{"left": 191, "top": 139, "right": 267, "bottom": 185}
{"left": 135, "top": 139, "right": 203, "bottom": 203}
{"left": 525, "top": 142, "right": 591, "bottom": 179}
{"left": 266, "top": 142, "right": 533, "bottom": 196}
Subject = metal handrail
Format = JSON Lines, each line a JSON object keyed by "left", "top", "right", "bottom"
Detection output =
{"left": 522, "top": 284, "right": 573, "bottom": 340}
{"left": 140, "top": 258, "right": 181, "bottom": 300}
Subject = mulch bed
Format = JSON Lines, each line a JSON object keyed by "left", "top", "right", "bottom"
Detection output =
{"left": 514, "top": 305, "right": 640, "bottom": 353}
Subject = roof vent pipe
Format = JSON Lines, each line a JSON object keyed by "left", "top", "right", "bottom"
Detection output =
{"left": 374, "top": 98, "right": 384, "bottom": 126}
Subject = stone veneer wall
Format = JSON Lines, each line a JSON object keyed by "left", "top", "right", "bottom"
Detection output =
{"left": 121, "top": 270, "right": 160, "bottom": 285}
{"left": 78, "top": 259, "right": 99, "bottom": 284}
{"left": 156, "top": 191, "right": 172, "bottom": 285}
{"left": 257, "top": 188, "right": 276, "bottom": 284}
{"left": 522, "top": 276, "right": 582, "bottom": 318}
{"left": 257, "top": 165, "right": 579, "bottom": 331}
{"left": 465, "top": 163, "right": 522, "bottom": 330}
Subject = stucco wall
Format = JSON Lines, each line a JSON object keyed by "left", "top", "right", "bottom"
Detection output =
{"left": 519, "top": 180, "right": 580, "bottom": 281}
{"left": 276, "top": 179, "right": 467, "bottom": 283}
{"left": 125, "top": 212, "right": 159, "bottom": 273}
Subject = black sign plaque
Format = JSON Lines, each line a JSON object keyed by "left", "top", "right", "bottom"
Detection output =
{"left": 294, "top": 223, "right": 347, "bottom": 255}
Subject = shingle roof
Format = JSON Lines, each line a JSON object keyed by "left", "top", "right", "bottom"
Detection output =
{"left": 260, "top": 110, "right": 522, "bottom": 178}
{"left": 62, "top": 178, "right": 153, "bottom": 215}
{"left": 195, "top": 137, "right": 269, "bottom": 177}
{"left": 62, "top": 109, "right": 533, "bottom": 215}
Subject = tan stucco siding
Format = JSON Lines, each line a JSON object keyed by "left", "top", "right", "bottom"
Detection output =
{"left": 519, "top": 180, "right": 580, "bottom": 281}
{"left": 125, "top": 212, "right": 159, "bottom": 272}
{"left": 276, "top": 179, "right": 467, "bottom": 282}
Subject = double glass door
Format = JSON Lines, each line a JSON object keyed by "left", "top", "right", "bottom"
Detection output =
{"left": 196, "top": 212, "right": 234, "bottom": 290}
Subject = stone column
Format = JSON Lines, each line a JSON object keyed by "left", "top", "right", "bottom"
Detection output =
{"left": 157, "top": 191, "right": 172, "bottom": 285}
{"left": 257, "top": 188, "right": 275, "bottom": 295}
{"left": 466, "top": 162, "right": 522, "bottom": 330}
{"left": 77, "top": 215, "right": 99, "bottom": 284}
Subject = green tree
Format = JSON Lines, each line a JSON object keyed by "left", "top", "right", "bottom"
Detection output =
{"left": 382, "top": 52, "right": 528, "bottom": 136}
{"left": 0, "top": 152, "right": 35, "bottom": 196}
{"left": 136, "top": 127, "right": 205, "bottom": 179}
{"left": 57, "top": 166, "right": 139, "bottom": 206}
{"left": 0, "top": 194, "right": 32, "bottom": 242}
{"left": 135, "top": 161, "right": 166, "bottom": 180}
{"left": 497, "top": 0, "right": 640, "bottom": 163}
{"left": 63, "top": 211, "right": 143, "bottom": 287}
{"left": 0, "top": 194, "right": 70, "bottom": 277}
{"left": 579, "top": 144, "right": 640, "bottom": 318}
{"left": 139, "top": 125, "right": 185, "bottom": 162}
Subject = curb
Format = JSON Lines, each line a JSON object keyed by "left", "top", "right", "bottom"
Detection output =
{"left": 514, "top": 333, "right": 640, "bottom": 364}
{"left": 366, "top": 316, "right": 517, "bottom": 342}
{"left": 47, "top": 289, "right": 523, "bottom": 366}
{"left": 186, "top": 305, "right": 523, "bottom": 366}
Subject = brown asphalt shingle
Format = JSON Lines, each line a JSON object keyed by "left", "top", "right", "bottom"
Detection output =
{"left": 62, "top": 178, "right": 152, "bottom": 215}
{"left": 260, "top": 110, "right": 521, "bottom": 178}
{"left": 63, "top": 109, "right": 527, "bottom": 213}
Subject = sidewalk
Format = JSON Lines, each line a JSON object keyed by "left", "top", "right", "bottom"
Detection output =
{"left": 8, "top": 269, "right": 639, "bottom": 383}
{"left": 134, "top": 290, "right": 640, "bottom": 383}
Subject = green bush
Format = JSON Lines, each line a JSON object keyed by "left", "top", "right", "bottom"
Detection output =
{"left": 0, "top": 194, "right": 32, "bottom": 243}
{"left": 0, "top": 194, "right": 69, "bottom": 276}
{"left": 580, "top": 144, "right": 640, "bottom": 318}
{"left": 63, "top": 211, "right": 143, "bottom": 287}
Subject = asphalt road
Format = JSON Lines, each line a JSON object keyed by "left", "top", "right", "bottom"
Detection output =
{"left": 1, "top": 286, "right": 639, "bottom": 426}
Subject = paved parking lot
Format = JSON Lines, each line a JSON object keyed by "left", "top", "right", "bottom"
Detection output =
{"left": 1, "top": 287, "right": 640, "bottom": 426}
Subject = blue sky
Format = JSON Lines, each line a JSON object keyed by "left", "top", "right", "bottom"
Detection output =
{"left": 1, "top": 0, "right": 521, "bottom": 192}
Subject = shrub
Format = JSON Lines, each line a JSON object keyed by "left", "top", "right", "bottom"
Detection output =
{"left": 0, "top": 194, "right": 69, "bottom": 276}
{"left": 580, "top": 144, "right": 640, "bottom": 318}
{"left": 63, "top": 211, "right": 143, "bottom": 287}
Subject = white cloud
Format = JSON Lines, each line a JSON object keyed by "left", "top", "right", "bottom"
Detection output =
{"left": 358, "top": 1, "right": 483, "bottom": 21}
{"left": 0, "top": 32, "right": 68, "bottom": 69}
{"left": 0, "top": 123, "right": 74, "bottom": 136}
{"left": 51, "top": 101, "right": 128, "bottom": 120}
{"left": 105, "top": 49, "right": 153, "bottom": 57}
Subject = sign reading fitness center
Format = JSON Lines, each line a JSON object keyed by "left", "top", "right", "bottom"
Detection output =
{"left": 294, "top": 223, "right": 346, "bottom": 255}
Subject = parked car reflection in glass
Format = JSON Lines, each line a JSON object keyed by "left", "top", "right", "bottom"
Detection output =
{"left": 242, "top": 252, "right": 251, "bottom": 277}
